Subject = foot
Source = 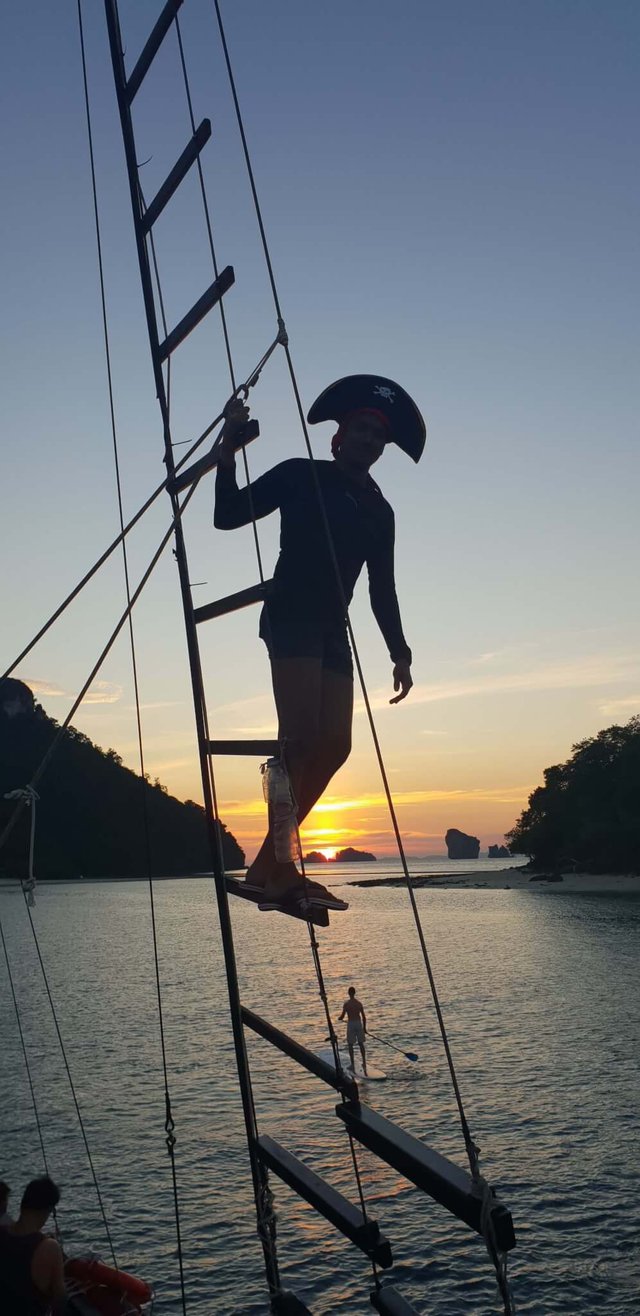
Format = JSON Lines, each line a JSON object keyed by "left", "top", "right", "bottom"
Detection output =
{"left": 258, "top": 865, "right": 348, "bottom": 912}
{"left": 257, "top": 862, "right": 304, "bottom": 908}
{"left": 243, "top": 860, "right": 270, "bottom": 890}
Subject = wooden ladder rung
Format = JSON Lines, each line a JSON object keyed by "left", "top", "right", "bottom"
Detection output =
{"left": 170, "top": 420, "right": 259, "bottom": 494}
{"left": 125, "top": 0, "right": 184, "bottom": 103}
{"left": 257, "top": 1135, "right": 393, "bottom": 1269}
{"left": 241, "top": 1005, "right": 358, "bottom": 1099}
{"left": 142, "top": 120, "right": 212, "bottom": 232}
{"left": 370, "top": 1284, "right": 424, "bottom": 1315}
{"left": 272, "top": 1292, "right": 314, "bottom": 1315}
{"left": 158, "top": 267, "right": 235, "bottom": 361}
{"left": 209, "top": 739, "right": 279, "bottom": 756}
{"left": 194, "top": 580, "right": 271, "bottom": 624}
{"left": 336, "top": 1101, "right": 516, "bottom": 1253}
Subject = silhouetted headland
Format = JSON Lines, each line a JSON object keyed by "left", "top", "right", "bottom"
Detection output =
{"left": 0, "top": 679, "right": 244, "bottom": 879}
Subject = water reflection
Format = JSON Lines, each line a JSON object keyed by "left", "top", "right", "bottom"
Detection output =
{"left": 0, "top": 878, "right": 638, "bottom": 1313}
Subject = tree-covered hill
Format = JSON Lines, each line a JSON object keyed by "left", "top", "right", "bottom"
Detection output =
{"left": 0, "top": 680, "right": 244, "bottom": 878}
{"left": 507, "top": 717, "right": 640, "bottom": 874}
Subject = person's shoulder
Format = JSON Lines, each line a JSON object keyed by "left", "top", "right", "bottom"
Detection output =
{"left": 367, "top": 476, "right": 394, "bottom": 512}
{"left": 272, "top": 457, "right": 312, "bottom": 487}
{"left": 38, "top": 1235, "right": 62, "bottom": 1258}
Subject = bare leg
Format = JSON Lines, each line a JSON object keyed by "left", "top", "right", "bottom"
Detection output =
{"left": 359, "top": 1037, "right": 367, "bottom": 1076}
{"left": 245, "top": 657, "right": 323, "bottom": 891}
{"left": 348, "top": 1041, "right": 355, "bottom": 1072}
{"left": 294, "top": 669, "right": 353, "bottom": 825}
{"left": 246, "top": 664, "right": 354, "bottom": 896}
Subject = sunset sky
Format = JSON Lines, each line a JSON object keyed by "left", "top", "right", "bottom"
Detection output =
{"left": 2, "top": 2, "right": 639, "bottom": 860}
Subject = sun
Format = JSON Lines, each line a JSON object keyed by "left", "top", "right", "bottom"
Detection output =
{"left": 320, "top": 847, "right": 337, "bottom": 861}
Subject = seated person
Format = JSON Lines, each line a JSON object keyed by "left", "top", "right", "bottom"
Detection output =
{"left": 0, "top": 1176, "right": 65, "bottom": 1314}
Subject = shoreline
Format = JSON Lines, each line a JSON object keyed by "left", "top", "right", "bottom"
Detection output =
{"left": 2, "top": 869, "right": 639, "bottom": 896}
{"left": 348, "top": 869, "right": 640, "bottom": 895}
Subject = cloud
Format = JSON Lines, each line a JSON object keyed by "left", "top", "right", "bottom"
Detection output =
{"left": 311, "top": 787, "right": 532, "bottom": 810}
{"left": 229, "top": 724, "right": 278, "bottom": 737}
{"left": 24, "top": 678, "right": 123, "bottom": 705}
{"left": 210, "top": 693, "right": 272, "bottom": 716}
{"left": 598, "top": 696, "right": 640, "bottom": 716}
{"left": 83, "top": 681, "right": 123, "bottom": 705}
{"left": 220, "top": 784, "right": 532, "bottom": 818}
{"left": 24, "top": 679, "right": 67, "bottom": 697}
{"left": 357, "top": 651, "right": 640, "bottom": 715}
{"left": 136, "top": 701, "right": 185, "bottom": 711}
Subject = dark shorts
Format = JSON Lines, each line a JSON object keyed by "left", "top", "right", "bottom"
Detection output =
{"left": 259, "top": 603, "right": 353, "bottom": 678}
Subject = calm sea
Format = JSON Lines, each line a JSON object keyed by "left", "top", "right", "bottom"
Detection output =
{"left": 1, "top": 862, "right": 639, "bottom": 1314}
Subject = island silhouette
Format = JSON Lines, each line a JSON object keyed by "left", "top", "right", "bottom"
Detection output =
{"left": 303, "top": 847, "right": 376, "bottom": 863}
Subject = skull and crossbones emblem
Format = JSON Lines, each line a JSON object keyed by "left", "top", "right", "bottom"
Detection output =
{"left": 373, "top": 385, "right": 395, "bottom": 403}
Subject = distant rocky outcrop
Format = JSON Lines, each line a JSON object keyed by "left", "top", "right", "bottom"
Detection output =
{"left": 488, "top": 844, "right": 511, "bottom": 859}
{"left": 0, "top": 680, "right": 244, "bottom": 878}
{"left": 303, "top": 850, "right": 328, "bottom": 863}
{"left": 335, "top": 847, "right": 376, "bottom": 862}
{"left": 445, "top": 828, "right": 480, "bottom": 860}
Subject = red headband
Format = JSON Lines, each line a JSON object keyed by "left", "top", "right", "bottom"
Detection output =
{"left": 331, "top": 408, "right": 391, "bottom": 457}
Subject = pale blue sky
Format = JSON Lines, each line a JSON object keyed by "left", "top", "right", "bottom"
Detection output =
{"left": 2, "top": 2, "right": 639, "bottom": 854}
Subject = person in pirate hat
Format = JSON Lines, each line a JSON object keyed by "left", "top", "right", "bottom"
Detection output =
{"left": 214, "top": 375, "right": 425, "bottom": 916}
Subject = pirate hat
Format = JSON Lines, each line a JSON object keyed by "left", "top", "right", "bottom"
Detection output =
{"left": 307, "top": 374, "right": 426, "bottom": 462}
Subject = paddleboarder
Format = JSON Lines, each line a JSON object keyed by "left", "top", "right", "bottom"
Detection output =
{"left": 339, "top": 985, "right": 368, "bottom": 1076}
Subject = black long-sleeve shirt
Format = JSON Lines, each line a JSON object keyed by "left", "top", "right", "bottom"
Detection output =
{"left": 214, "top": 457, "right": 411, "bottom": 663}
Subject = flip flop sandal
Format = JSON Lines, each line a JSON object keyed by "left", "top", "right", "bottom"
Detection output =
{"left": 227, "top": 876, "right": 330, "bottom": 924}
{"left": 257, "top": 894, "right": 330, "bottom": 928}
{"left": 297, "top": 884, "right": 349, "bottom": 912}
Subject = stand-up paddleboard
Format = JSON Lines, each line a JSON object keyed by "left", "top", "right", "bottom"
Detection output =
{"left": 316, "top": 1047, "right": 387, "bottom": 1081}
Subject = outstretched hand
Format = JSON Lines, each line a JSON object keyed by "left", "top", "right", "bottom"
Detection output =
{"left": 390, "top": 659, "right": 413, "bottom": 704}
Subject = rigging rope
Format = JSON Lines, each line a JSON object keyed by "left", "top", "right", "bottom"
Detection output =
{"left": 0, "top": 918, "right": 61, "bottom": 1243}
{"left": 209, "top": 5, "right": 514, "bottom": 1309}
{"left": 167, "top": 5, "right": 383, "bottom": 1290}
{"left": 17, "top": 888, "right": 118, "bottom": 1267}
{"left": 3, "top": 787, "right": 38, "bottom": 906}
{"left": 0, "top": 503, "right": 186, "bottom": 859}
{"left": 76, "top": 3, "right": 187, "bottom": 1305}
{"left": 0, "top": 334, "right": 278, "bottom": 696}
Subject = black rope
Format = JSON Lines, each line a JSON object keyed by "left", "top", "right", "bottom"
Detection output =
{"left": 18, "top": 891, "right": 118, "bottom": 1266}
{"left": 173, "top": 13, "right": 271, "bottom": 590}
{"left": 195, "top": 7, "right": 381, "bottom": 1288}
{"left": 140, "top": 99, "right": 284, "bottom": 1291}
{"left": 304, "top": 908, "right": 380, "bottom": 1291}
{"left": 0, "top": 505, "right": 185, "bottom": 859}
{"left": 0, "top": 329, "right": 278, "bottom": 695}
{"left": 0, "top": 918, "right": 61, "bottom": 1243}
{"left": 211, "top": 0, "right": 475, "bottom": 1158}
{"left": 77, "top": 3, "right": 187, "bottom": 1305}
{"left": 169, "top": 14, "right": 380, "bottom": 1296}
{"left": 209, "top": 8, "right": 514, "bottom": 1311}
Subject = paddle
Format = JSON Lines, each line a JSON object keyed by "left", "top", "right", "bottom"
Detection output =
{"left": 327, "top": 1032, "right": 419, "bottom": 1063}
{"left": 366, "top": 1032, "right": 419, "bottom": 1062}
